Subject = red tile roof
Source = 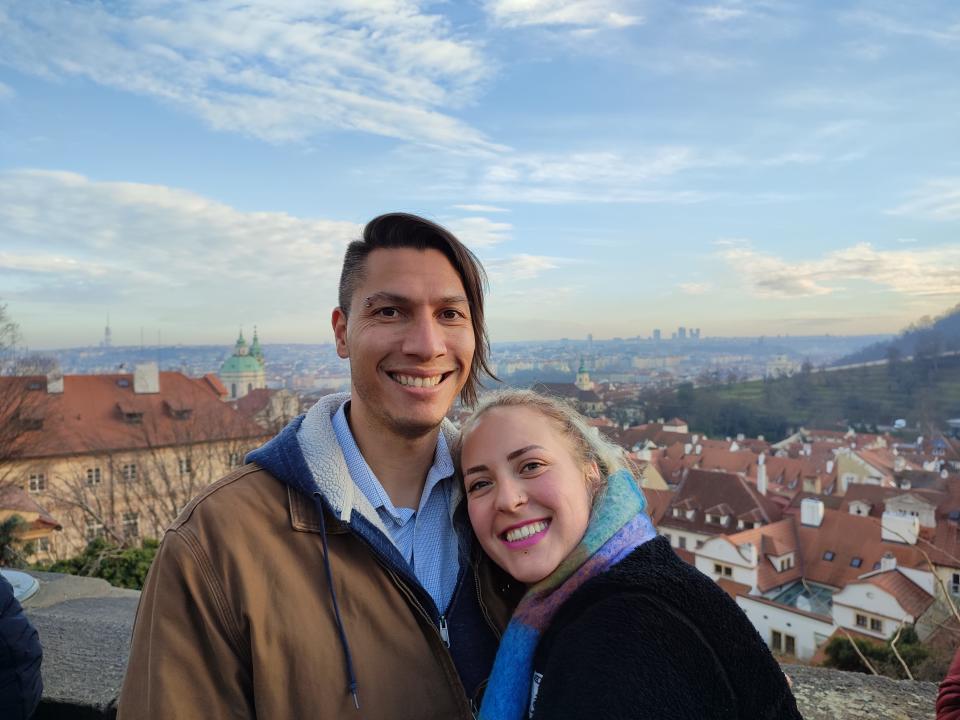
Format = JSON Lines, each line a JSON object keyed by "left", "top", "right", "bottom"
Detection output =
{"left": 1, "top": 372, "right": 268, "bottom": 459}
{"left": 793, "top": 508, "right": 930, "bottom": 588}
{"left": 721, "top": 518, "right": 803, "bottom": 592}
{"left": 0, "top": 485, "right": 61, "bottom": 529}
{"left": 660, "top": 469, "right": 783, "bottom": 537}
{"left": 861, "top": 570, "right": 934, "bottom": 618}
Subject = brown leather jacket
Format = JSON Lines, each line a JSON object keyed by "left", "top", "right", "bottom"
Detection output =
{"left": 119, "top": 397, "right": 515, "bottom": 719}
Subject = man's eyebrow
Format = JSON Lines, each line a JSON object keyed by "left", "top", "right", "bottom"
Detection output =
{"left": 363, "top": 292, "right": 469, "bottom": 307}
{"left": 507, "top": 445, "right": 544, "bottom": 461}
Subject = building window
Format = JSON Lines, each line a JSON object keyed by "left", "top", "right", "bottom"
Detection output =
{"left": 672, "top": 507, "right": 681, "bottom": 517}
{"left": 178, "top": 458, "right": 192, "bottom": 476}
{"left": 122, "top": 512, "right": 140, "bottom": 539}
{"left": 771, "top": 630, "right": 795, "bottom": 655}
{"left": 951, "top": 573, "right": 960, "bottom": 595}
{"left": 86, "top": 467, "right": 102, "bottom": 486}
{"left": 85, "top": 519, "right": 104, "bottom": 541}
{"left": 850, "top": 557, "right": 863, "bottom": 568}
{"left": 856, "top": 613, "right": 867, "bottom": 628}
{"left": 780, "top": 556, "right": 793, "bottom": 571}
{"left": 28, "top": 472, "right": 46, "bottom": 493}
{"left": 121, "top": 463, "right": 138, "bottom": 482}
{"left": 678, "top": 536, "right": 687, "bottom": 550}
{"left": 784, "top": 634, "right": 796, "bottom": 656}
{"left": 823, "top": 551, "right": 835, "bottom": 561}
{"left": 714, "top": 563, "right": 734, "bottom": 577}
{"left": 870, "top": 617, "right": 883, "bottom": 633}
{"left": 37, "top": 537, "right": 50, "bottom": 552}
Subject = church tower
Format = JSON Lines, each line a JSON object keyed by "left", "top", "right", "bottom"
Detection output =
{"left": 575, "top": 357, "right": 594, "bottom": 391}
{"left": 219, "top": 329, "right": 267, "bottom": 400}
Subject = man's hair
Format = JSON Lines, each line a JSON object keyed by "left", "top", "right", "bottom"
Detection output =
{"left": 338, "top": 212, "right": 495, "bottom": 406}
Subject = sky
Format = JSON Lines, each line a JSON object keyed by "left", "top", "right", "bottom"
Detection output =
{"left": 1, "top": 0, "right": 959, "bottom": 350}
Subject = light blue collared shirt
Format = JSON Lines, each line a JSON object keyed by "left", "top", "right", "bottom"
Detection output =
{"left": 331, "top": 400, "right": 461, "bottom": 614}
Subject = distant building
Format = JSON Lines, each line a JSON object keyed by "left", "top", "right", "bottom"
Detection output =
{"left": 219, "top": 328, "right": 266, "bottom": 400}
{"left": 574, "top": 357, "right": 594, "bottom": 391}
{"left": 100, "top": 315, "right": 112, "bottom": 348}
{"left": 652, "top": 329, "right": 661, "bottom": 342}
{"left": 0, "top": 365, "right": 268, "bottom": 556}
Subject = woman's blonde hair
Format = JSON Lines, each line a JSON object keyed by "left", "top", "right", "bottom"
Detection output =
{"left": 454, "top": 389, "right": 637, "bottom": 502}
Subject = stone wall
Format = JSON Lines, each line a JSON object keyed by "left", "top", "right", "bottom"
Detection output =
{"left": 19, "top": 571, "right": 940, "bottom": 719}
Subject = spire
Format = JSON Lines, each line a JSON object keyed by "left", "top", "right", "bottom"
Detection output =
{"left": 250, "top": 325, "right": 265, "bottom": 366}
{"left": 235, "top": 328, "right": 249, "bottom": 356}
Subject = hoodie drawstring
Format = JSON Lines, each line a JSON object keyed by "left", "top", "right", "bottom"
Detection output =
{"left": 317, "top": 500, "right": 361, "bottom": 710}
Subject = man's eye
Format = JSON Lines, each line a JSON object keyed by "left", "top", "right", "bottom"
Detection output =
{"left": 440, "top": 309, "right": 465, "bottom": 320}
{"left": 377, "top": 307, "right": 400, "bottom": 318}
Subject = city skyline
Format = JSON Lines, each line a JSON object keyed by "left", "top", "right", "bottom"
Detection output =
{"left": 1, "top": 2, "right": 959, "bottom": 349}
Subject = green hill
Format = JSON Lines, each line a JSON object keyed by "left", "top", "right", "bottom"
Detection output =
{"left": 837, "top": 303, "right": 960, "bottom": 365}
{"left": 648, "top": 353, "right": 960, "bottom": 439}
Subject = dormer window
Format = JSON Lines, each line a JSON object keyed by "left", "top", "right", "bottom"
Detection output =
{"left": 737, "top": 519, "right": 745, "bottom": 530}
{"left": 685, "top": 509, "right": 695, "bottom": 520}
{"left": 172, "top": 408, "right": 192, "bottom": 420}
{"left": 823, "top": 551, "right": 835, "bottom": 561}
{"left": 705, "top": 513, "right": 715, "bottom": 524}
{"left": 720, "top": 514, "right": 730, "bottom": 526}
{"left": 123, "top": 411, "right": 143, "bottom": 424}
{"left": 672, "top": 507, "right": 681, "bottom": 518}
{"left": 850, "top": 557, "right": 862, "bottom": 568}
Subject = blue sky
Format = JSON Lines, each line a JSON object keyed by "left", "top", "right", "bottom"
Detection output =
{"left": 1, "top": 1, "right": 958, "bottom": 349}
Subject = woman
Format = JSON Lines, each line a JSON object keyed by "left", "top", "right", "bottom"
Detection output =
{"left": 456, "top": 390, "right": 801, "bottom": 720}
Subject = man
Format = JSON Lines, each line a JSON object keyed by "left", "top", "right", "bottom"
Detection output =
{"left": 118, "top": 214, "right": 515, "bottom": 719}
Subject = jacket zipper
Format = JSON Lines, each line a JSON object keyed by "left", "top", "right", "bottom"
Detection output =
{"left": 473, "top": 559, "right": 503, "bottom": 641}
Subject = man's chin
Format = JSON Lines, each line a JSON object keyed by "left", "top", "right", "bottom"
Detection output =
{"left": 390, "top": 414, "right": 446, "bottom": 440}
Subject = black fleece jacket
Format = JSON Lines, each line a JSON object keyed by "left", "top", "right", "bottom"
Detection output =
{"left": 528, "top": 536, "right": 802, "bottom": 720}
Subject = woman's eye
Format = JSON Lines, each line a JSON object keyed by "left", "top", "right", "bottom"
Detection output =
{"left": 520, "top": 461, "right": 544, "bottom": 473}
{"left": 466, "top": 479, "right": 491, "bottom": 494}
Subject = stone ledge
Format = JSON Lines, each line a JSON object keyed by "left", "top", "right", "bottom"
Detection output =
{"left": 17, "top": 571, "right": 941, "bottom": 718}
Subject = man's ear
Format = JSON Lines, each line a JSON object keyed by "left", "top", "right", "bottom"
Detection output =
{"left": 332, "top": 307, "right": 349, "bottom": 359}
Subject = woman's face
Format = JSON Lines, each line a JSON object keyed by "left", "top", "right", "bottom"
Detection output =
{"left": 461, "top": 405, "right": 594, "bottom": 584}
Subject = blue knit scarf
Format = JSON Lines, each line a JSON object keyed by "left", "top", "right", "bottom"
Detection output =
{"left": 477, "top": 470, "right": 658, "bottom": 720}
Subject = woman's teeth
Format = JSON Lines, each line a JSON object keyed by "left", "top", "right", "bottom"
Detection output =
{"left": 504, "top": 520, "right": 548, "bottom": 543}
{"left": 391, "top": 373, "right": 442, "bottom": 388}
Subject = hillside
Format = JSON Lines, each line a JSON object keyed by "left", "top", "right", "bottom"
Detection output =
{"left": 649, "top": 352, "right": 960, "bottom": 439}
{"left": 837, "top": 303, "right": 960, "bottom": 365}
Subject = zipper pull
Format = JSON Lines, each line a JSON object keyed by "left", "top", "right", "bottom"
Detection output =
{"left": 439, "top": 615, "right": 450, "bottom": 648}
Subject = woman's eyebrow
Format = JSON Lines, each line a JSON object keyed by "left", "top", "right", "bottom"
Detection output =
{"left": 463, "top": 463, "right": 488, "bottom": 476}
{"left": 507, "top": 445, "right": 545, "bottom": 461}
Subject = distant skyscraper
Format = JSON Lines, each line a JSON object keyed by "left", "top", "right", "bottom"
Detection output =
{"left": 678, "top": 326, "right": 687, "bottom": 340}
{"left": 100, "top": 314, "right": 112, "bottom": 348}
{"left": 652, "top": 329, "right": 661, "bottom": 341}
{"left": 692, "top": 328, "right": 701, "bottom": 340}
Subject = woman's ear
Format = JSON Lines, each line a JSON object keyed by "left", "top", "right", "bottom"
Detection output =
{"left": 585, "top": 461, "right": 602, "bottom": 496}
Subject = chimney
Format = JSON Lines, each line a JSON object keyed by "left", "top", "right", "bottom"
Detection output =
{"left": 757, "top": 453, "right": 768, "bottom": 496}
{"left": 800, "top": 497, "right": 825, "bottom": 527}
{"left": 826, "top": 459, "right": 835, "bottom": 474}
{"left": 758, "top": 434, "right": 765, "bottom": 442}
{"left": 692, "top": 434, "right": 700, "bottom": 445}
{"left": 46, "top": 369, "right": 64, "bottom": 394}
{"left": 134, "top": 362, "right": 160, "bottom": 394}
{"left": 881, "top": 511, "right": 919, "bottom": 545}
{"left": 737, "top": 433, "right": 745, "bottom": 442}
{"left": 879, "top": 552, "right": 897, "bottom": 572}
{"left": 739, "top": 542, "right": 758, "bottom": 566}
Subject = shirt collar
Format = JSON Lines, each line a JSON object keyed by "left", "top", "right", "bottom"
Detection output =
{"left": 332, "top": 400, "right": 454, "bottom": 523}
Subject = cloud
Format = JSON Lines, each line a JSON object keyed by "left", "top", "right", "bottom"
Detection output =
{"left": 678, "top": 282, "right": 712, "bottom": 295}
{"left": 0, "top": 81, "right": 14, "bottom": 100}
{"left": 477, "top": 147, "right": 710, "bottom": 204}
{"left": 843, "top": 10, "right": 960, "bottom": 45}
{"left": 447, "top": 216, "right": 513, "bottom": 247}
{"left": 0, "top": 168, "right": 360, "bottom": 313}
{"left": 485, "top": 254, "right": 562, "bottom": 282}
{"left": 718, "top": 242, "right": 960, "bottom": 298}
{"left": 888, "top": 179, "right": 960, "bottom": 221}
{"left": 452, "top": 204, "right": 510, "bottom": 213}
{"left": 485, "top": 0, "right": 642, "bottom": 29}
{"left": 692, "top": 5, "right": 747, "bottom": 23}
{"left": 0, "top": 2, "right": 500, "bottom": 151}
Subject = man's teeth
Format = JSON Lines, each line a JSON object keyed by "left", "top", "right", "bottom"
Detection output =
{"left": 392, "top": 373, "right": 442, "bottom": 388}
{"left": 504, "top": 520, "right": 548, "bottom": 543}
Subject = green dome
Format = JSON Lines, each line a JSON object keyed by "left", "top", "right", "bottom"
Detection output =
{"left": 220, "top": 354, "right": 263, "bottom": 375}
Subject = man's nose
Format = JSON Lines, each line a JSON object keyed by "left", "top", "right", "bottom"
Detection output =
{"left": 402, "top": 312, "right": 445, "bottom": 359}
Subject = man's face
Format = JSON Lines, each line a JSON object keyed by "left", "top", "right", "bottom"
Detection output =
{"left": 332, "top": 247, "right": 476, "bottom": 439}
